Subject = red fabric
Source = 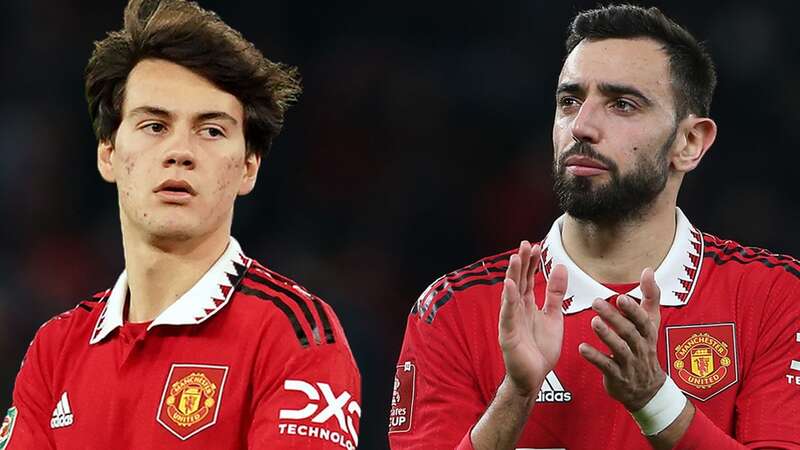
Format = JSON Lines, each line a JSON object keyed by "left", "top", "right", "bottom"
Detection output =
{"left": 675, "top": 405, "right": 800, "bottom": 449}
{"left": 675, "top": 406, "right": 746, "bottom": 449}
{"left": 388, "top": 234, "right": 800, "bottom": 449}
{"left": 119, "top": 321, "right": 151, "bottom": 342}
{"left": 602, "top": 282, "right": 639, "bottom": 294}
{"left": 455, "top": 426, "right": 475, "bottom": 450}
{"left": 8, "top": 262, "right": 361, "bottom": 450}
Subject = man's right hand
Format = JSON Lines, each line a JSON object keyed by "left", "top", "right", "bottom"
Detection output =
{"left": 470, "top": 241, "right": 569, "bottom": 450}
{"left": 498, "top": 241, "right": 569, "bottom": 397}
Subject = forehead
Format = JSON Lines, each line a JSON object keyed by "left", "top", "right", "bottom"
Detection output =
{"left": 122, "top": 58, "right": 244, "bottom": 121}
{"left": 559, "top": 38, "right": 673, "bottom": 108}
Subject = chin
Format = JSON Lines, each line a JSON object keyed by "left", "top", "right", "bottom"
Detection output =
{"left": 147, "top": 228, "right": 196, "bottom": 243}
{"left": 140, "top": 219, "right": 201, "bottom": 243}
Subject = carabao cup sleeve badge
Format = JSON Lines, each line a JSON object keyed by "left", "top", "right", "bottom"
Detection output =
{"left": 157, "top": 364, "right": 229, "bottom": 440}
{"left": 0, "top": 407, "right": 17, "bottom": 449}
{"left": 666, "top": 323, "right": 738, "bottom": 401}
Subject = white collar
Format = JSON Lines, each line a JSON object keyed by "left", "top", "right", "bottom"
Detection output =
{"left": 89, "top": 237, "right": 252, "bottom": 344}
{"left": 540, "top": 208, "right": 703, "bottom": 314}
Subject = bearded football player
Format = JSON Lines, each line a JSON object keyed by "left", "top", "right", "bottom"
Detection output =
{"left": 0, "top": 1, "right": 361, "bottom": 449}
{"left": 389, "top": 5, "right": 799, "bottom": 450}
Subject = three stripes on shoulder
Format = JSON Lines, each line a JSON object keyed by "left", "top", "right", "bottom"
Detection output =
{"left": 413, "top": 252, "right": 513, "bottom": 324}
{"left": 239, "top": 267, "right": 336, "bottom": 349}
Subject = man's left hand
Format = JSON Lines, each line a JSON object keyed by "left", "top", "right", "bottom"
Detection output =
{"left": 578, "top": 268, "right": 666, "bottom": 411}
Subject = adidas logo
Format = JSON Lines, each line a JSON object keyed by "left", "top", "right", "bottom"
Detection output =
{"left": 536, "top": 371, "right": 572, "bottom": 403}
{"left": 50, "top": 392, "right": 74, "bottom": 429}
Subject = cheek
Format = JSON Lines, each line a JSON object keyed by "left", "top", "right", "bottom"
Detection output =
{"left": 617, "top": 129, "right": 649, "bottom": 154}
{"left": 123, "top": 154, "right": 135, "bottom": 175}
{"left": 214, "top": 156, "right": 245, "bottom": 194}
{"left": 114, "top": 152, "right": 138, "bottom": 192}
{"left": 114, "top": 150, "right": 154, "bottom": 202}
{"left": 552, "top": 118, "right": 574, "bottom": 150}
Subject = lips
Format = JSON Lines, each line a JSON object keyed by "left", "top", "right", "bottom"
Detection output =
{"left": 154, "top": 179, "right": 197, "bottom": 195}
{"left": 153, "top": 179, "right": 196, "bottom": 204}
{"left": 563, "top": 155, "right": 609, "bottom": 177}
{"left": 564, "top": 156, "right": 608, "bottom": 170}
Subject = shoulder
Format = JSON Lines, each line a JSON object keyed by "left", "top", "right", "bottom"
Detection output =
{"left": 33, "top": 290, "right": 109, "bottom": 342}
{"left": 702, "top": 233, "right": 800, "bottom": 286}
{"left": 21, "top": 290, "right": 110, "bottom": 371}
{"left": 701, "top": 233, "right": 800, "bottom": 306}
{"left": 235, "top": 260, "right": 351, "bottom": 352}
{"left": 411, "top": 249, "right": 514, "bottom": 325}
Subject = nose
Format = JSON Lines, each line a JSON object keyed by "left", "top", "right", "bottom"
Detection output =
{"left": 162, "top": 135, "right": 196, "bottom": 170}
{"left": 570, "top": 102, "right": 602, "bottom": 145}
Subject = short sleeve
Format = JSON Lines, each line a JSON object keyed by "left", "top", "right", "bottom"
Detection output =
{"left": 247, "top": 301, "right": 361, "bottom": 450}
{"left": 5, "top": 326, "right": 58, "bottom": 450}
{"left": 389, "top": 280, "right": 486, "bottom": 450}
{"left": 734, "top": 274, "right": 800, "bottom": 446}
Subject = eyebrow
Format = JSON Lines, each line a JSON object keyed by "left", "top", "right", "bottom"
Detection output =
{"left": 128, "top": 106, "right": 239, "bottom": 125}
{"left": 556, "top": 82, "right": 653, "bottom": 107}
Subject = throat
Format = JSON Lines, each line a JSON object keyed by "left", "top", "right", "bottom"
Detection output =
{"left": 126, "top": 287, "right": 182, "bottom": 323}
{"left": 121, "top": 232, "right": 231, "bottom": 323}
{"left": 561, "top": 209, "right": 676, "bottom": 284}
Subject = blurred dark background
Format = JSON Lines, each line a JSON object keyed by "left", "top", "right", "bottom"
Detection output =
{"left": 1, "top": 1, "right": 798, "bottom": 448}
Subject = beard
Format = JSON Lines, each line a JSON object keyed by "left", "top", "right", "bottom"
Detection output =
{"left": 552, "top": 128, "right": 676, "bottom": 225}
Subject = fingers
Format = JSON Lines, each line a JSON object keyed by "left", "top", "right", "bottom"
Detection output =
{"left": 639, "top": 267, "right": 661, "bottom": 318}
{"left": 525, "top": 244, "right": 541, "bottom": 297}
{"left": 589, "top": 315, "right": 632, "bottom": 363}
{"left": 542, "top": 263, "right": 567, "bottom": 315}
{"left": 617, "top": 295, "right": 655, "bottom": 341}
{"left": 578, "top": 342, "right": 622, "bottom": 379}
{"left": 517, "top": 241, "right": 532, "bottom": 296}
{"left": 499, "top": 278, "right": 520, "bottom": 336}
{"left": 506, "top": 252, "right": 521, "bottom": 287}
{"left": 592, "top": 298, "right": 644, "bottom": 355}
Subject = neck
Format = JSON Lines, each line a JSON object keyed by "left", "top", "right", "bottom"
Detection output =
{"left": 121, "top": 226, "right": 230, "bottom": 323}
{"left": 561, "top": 195, "right": 677, "bottom": 284}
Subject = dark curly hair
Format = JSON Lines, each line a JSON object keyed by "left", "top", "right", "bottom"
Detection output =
{"left": 85, "top": 0, "right": 302, "bottom": 157}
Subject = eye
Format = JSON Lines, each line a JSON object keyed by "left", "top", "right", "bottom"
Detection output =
{"left": 558, "top": 96, "right": 581, "bottom": 112}
{"left": 199, "top": 127, "right": 226, "bottom": 139}
{"left": 142, "top": 122, "right": 166, "bottom": 134}
{"left": 612, "top": 98, "right": 636, "bottom": 112}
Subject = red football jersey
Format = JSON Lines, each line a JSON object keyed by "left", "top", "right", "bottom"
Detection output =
{"left": 389, "top": 209, "right": 800, "bottom": 449}
{"left": 2, "top": 238, "right": 361, "bottom": 450}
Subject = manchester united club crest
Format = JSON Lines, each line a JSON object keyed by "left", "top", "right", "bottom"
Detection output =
{"left": 157, "top": 364, "right": 228, "bottom": 440}
{"left": 666, "top": 323, "right": 738, "bottom": 401}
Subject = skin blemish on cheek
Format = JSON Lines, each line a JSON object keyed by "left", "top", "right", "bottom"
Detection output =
{"left": 216, "top": 178, "right": 230, "bottom": 193}
{"left": 120, "top": 154, "right": 135, "bottom": 175}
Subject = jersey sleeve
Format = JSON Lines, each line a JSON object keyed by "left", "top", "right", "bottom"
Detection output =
{"left": 247, "top": 300, "right": 361, "bottom": 450}
{"left": 389, "top": 279, "right": 486, "bottom": 450}
{"left": 733, "top": 273, "right": 800, "bottom": 447}
{"left": 676, "top": 273, "right": 800, "bottom": 449}
{"left": 4, "top": 324, "right": 58, "bottom": 450}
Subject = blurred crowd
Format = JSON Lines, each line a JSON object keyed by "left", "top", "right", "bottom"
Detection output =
{"left": 1, "top": 1, "right": 798, "bottom": 448}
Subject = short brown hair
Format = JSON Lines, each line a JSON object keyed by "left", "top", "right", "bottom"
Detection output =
{"left": 85, "top": 0, "right": 301, "bottom": 157}
{"left": 566, "top": 4, "right": 716, "bottom": 119}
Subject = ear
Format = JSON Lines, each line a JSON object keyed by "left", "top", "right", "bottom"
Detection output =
{"left": 97, "top": 139, "right": 116, "bottom": 183}
{"left": 671, "top": 116, "right": 717, "bottom": 173}
{"left": 238, "top": 151, "right": 261, "bottom": 196}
